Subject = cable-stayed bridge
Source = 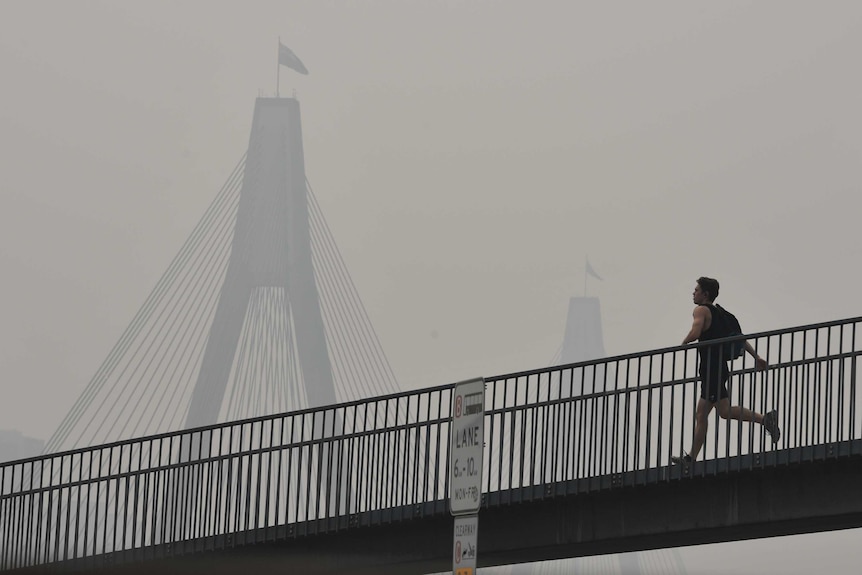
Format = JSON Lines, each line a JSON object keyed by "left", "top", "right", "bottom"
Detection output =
{"left": 3, "top": 96, "right": 861, "bottom": 573}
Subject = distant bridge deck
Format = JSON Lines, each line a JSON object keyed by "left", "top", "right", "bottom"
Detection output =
{"left": 2, "top": 316, "right": 861, "bottom": 573}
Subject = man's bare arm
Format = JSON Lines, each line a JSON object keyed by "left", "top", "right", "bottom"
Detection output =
{"left": 744, "top": 340, "right": 768, "bottom": 371}
{"left": 682, "top": 306, "right": 708, "bottom": 345}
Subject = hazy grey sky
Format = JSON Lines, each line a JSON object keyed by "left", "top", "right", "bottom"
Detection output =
{"left": 2, "top": 1, "right": 861, "bottom": 572}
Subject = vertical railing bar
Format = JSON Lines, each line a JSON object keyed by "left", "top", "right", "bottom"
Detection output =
{"left": 82, "top": 450, "right": 94, "bottom": 561}
{"left": 284, "top": 417, "right": 295, "bottom": 528}
{"left": 102, "top": 449, "right": 115, "bottom": 558}
{"left": 43, "top": 457, "right": 53, "bottom": 564}
{"left": 244, "top": 424, "right": 256, "bottom": 540}
{"left": 373, "top": 401, "right": 384, "bottom": 516}
{"left": 644, "top": 354, "right": 654, "bottom": 480}
{"left": 786, "top": 334, "right": 795, "bottom": 459}
{"left": 304, "top": 413, "right": 315, "bottom": 526}
{"left": 526, "top": 375, "right": 542, "bottom": 492}
{"left": 600, "top": 361, "right": 615, "bottom": 475}
{"left": 489, "top": 386, "right": 498, "bottom": 499}
{"left": 852, "top": 355, "right": 858, "bottom": 450}
{"left": 214, "top": 429, "right": 227, "bottom": 547}
{"left": 577, "top": 369, "right": 588, "bottom": 485}
{"left": 140, "top": 442, "right": 152, "bottom": 553}
{"left": 540, "top": 375, "right": 550, "bottom": 489}
{"left": 804, "top": 330, "right": 811, "bottom": 457}
{"left": 555, "top": 371, "right": 563, "bottom": 483}
{"left": 192, "top": 438, "right": 202, "bottom": 548}
{"left": 517, "top": 377, "right": 527, "bottom": 494}
{"left": 835, "top": 325, "right": 847, "bottom": 448}
{"left": 134, "top": 443, "right": 144, "bottom": 552}
{"left": 633, "top": 357, "right": 643, "bottom": 482}
{"left": 34, "top": 460, "right": 41, "bottom": 567}
{"left": 622, "top": 359, "right": 632, "bottom": 478}
{"left": 325, "top": 408, "right": 336, "bottom": 522}
{"left": 225, "top": 425, "right": 237, "bottom": 545}
{"left": 1, "top": 466, "right": 8, "bottom": 570}
{"left": 665, "top": 352, "right": 685, "bottom": 481}
{"left": 163, "top": 438, "right": 176, "bottom": 548}
{"left": 529, "top": 375, "right": 539, "bottom": 492}
{"left": 14, "top": 464, "right": 25, "bottom": 568}
{"left": 656, "top": 354, "right": 666, "bottom": 473}
{"left": 9, "top": 464, "right": 20, "bottom": 568}
{"left": 365, "top": 402, "right": 375, "bottom": 516}
{"left": 398, "top": 398, "right": 408, "bottom": 510}
{"left": 814, "top": 329, "right": 822, "bottom": 450}
{"left": 32, "top": 457, "right": 45, "bottom": 567}
{"left": 250, "top": 426, "right": 261, "bottom": 539}
{"left": 589, "top": 365, "right": 599, "bottom": 481}
{"left": 182, "top": 437, "right": 193, "bottom": 551}
{"left": 387, "top": 399, "right": 398, "bottom": 510}
{"left": 108, "top": 444, "right": 125, "bottom": 553}
{"left": 346, "top": 408, "right": 357, "bottom": 519}
{"left": 414, "top": 392, "right": 427, "bottom": 505}
{"left": 739, "top": 351, "right": 747, "bottom": 473}
{"left": 173, "top": 439, "right": 183, "bottom": 549}
{"left": 504, "top": 378, "right": 514, "bottom": 501}
{"left": 255, "top": 423, "right": 266, "bottom": 538}
{"left": 615, "top": 359, "right": 626, "bottom": 479}
{"left": 314, "top": 414, "right": 325, "bottom": 527}
{"left": 152, "top": 442, "right": 163, "bottom": 552}
{"left": 772, "top": 335, "right": 787, "bottom": 465}
{"left": 263, "top": 420, "right": 274, "bottom": 539}
{"left": 334, "top": 407, "right": 346, "bottom": 524}
{"left": 852, "top": 323, "right": 858, "bottom": 446}
{"left": 22, "top": 462, "right": 33, "bottom": 566}
{"left": 679, "top": 350, "right": 690, "bottom": 479}
{"left": 425, "top": 391, "right": 434, "bottom": 509}
{"left": 379, "top": 400, "right": 389, "bottom": 512}
{"left": 274, "top": 418, "right": 284, "bottom": 537}
{"left": 562, "top": 371, "right": 573, "bottom": 491}
{"left": 120, "top": 446, "right": 131, "bottom": 554}
{"left": 357, "top": 403, "right": 369, "bottom": 515}
{"left": 826, "top": 327, "right": 834, "bottom": 447}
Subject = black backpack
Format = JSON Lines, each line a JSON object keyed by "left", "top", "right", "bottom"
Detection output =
{"left": 711, "top": 304, "right": 744, "bottom": 359}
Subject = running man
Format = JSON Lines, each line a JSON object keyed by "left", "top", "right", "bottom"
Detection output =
{"left": 672, "top": 277, "right": 779, "bottom": 465}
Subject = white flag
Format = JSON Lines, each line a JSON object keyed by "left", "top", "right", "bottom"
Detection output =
{"left": 586, "top": 259, "right": 603, "bottom": 281}
{"left": 279, "top": 42, "right": 309, "bottom": 75}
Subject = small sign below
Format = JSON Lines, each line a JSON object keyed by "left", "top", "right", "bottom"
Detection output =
{"left": 452, "top": 514, "right": 478, "bottom": 575}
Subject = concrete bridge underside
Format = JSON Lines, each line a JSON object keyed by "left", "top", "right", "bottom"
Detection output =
{"left": 32, "top": 446, "right": 862, "bottom": 575}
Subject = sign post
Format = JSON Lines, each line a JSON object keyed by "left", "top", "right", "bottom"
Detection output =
{"left": 450, "top": 377, "right": 485, "bottom": 575}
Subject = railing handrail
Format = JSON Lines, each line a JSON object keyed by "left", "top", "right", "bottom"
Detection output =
{"left": 491, "top": 314, "right": 862, "bottom": 381}
{"left": 2, "top": 315, "right": 858, "bottom": 469}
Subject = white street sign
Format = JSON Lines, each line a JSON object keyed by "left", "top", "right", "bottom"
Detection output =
{"left": 449, "top": 377, "right": 485, "bottom": 516}
{"left": 452, "top": 514, "right": 478, "bottom": 575}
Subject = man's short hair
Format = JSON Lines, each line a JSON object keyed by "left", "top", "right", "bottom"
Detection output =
{"left": 697, "top": 276, "right": 720, "bottom": 301}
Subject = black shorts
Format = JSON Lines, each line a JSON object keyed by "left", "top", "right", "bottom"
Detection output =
{"left": 699, "top": 361, "right": 729, "bottom": 403}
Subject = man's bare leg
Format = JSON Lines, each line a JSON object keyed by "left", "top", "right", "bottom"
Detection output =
{"left": 716, "top": 398, "right": 763, "bottom": 423}
{"left": 688, "top": 398, "right": 714, "bottom": 461}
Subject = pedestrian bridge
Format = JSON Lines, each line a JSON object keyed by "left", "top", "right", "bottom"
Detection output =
{"left": 3, "top": 316, "right": 862, "bottom": 573}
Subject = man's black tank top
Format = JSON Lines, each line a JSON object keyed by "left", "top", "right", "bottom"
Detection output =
{"left": 698, "top": 304, "right": 726, "bottom": 365}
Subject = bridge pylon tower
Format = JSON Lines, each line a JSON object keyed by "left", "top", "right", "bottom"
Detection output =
{"left": 185, "top": 97, "right": 334, "bottom": 428}
{"left": 45, "top": 95, "right": 397, "bottom": 453}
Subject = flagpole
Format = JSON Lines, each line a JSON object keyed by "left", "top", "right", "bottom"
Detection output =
{"left": 276, "top": 37, "right": 280, "bottom": 98}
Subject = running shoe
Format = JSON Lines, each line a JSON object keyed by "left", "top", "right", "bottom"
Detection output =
{"left": 763, "top": 409, "right": 780, "bottom": 444}
{"left": 671, "top": 453, "right": 692, "bottom": 465}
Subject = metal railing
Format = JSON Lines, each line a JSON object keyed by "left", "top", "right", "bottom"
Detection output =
{"left": 1, "top": 316, "right": 859, "bottom": 570}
